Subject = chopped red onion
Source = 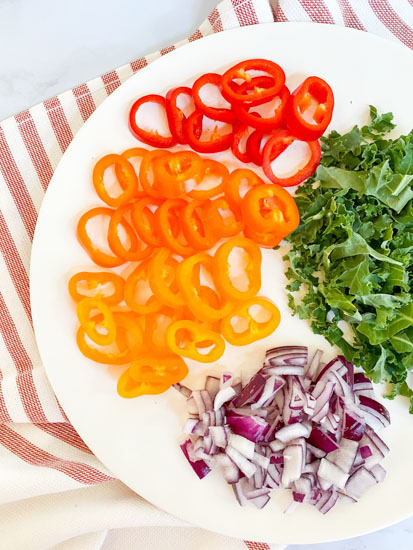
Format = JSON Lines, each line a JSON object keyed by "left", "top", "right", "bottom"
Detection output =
{"left": 178, "top": 346, "right": 390, "bottom": 514}
{"left": 227, "top": 415, "right": 269, "bottom": 443}
{"left": 181, "top": 440, "right": 210, "bottom": 479}
{"left": 360, "top": 445, "right": 373, "bottom": 459}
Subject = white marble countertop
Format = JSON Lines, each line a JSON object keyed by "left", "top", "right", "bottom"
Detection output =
{"left": 0, "top": 0, "right": 412, "bottom": 548}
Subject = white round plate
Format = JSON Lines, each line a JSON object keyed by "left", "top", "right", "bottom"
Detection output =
{"left": 31, "top": 23, "right": 413, "bottom": 545}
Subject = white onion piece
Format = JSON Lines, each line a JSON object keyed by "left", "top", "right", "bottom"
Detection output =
{"left": 274, "top": 422, "right": 311, "bottom": 443}
{"left": 282, "top": 445, "right": 304, "bottom": 487}
{"left": 252, "top": 452, "right": 270, "bottom": 469}
{"left": 214, "top": 386, "right": 236, "bottom": 411}
{"left": 345, "top": 467, "right": 377, "bottom": 499}
{"left": 226, "top": 446, "right": 257, "bottom": 478}
{"left": 229, "top": 433, "right": 255, "bottom": 460}
{"left": 329, "top": 438, "right": 358, "bottom": 473}
{"left": 318, "top": 458, "right": 349, "bottom": 489}
{"left": 209, "top": 426, "right": 228, "bottom": 448}
{"left": 182, "top": 418, "right": 199, "bottom": 434}
{"left": 269, "top": 439, "right": 286, "bottom": 452}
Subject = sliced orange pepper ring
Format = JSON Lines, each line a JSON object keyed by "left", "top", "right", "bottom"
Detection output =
{"left": 93, "top": 154, "right": 139, "bottom": 208}
{"left": 76, "top": 297, "right": 116, "bottom": 346}
{"left": 181, "top": 200, "right": 216, "bottom": 250}
{"left": 77, "top": 207, "right": 127, "bottom": 268}
{"left": 176, "top": 253, "right": 233, "bottom": 323}
{"left": 116, "top": 147, "right": 148, "bottom": 196}
{"left": 148, "top": 248, "right": 185, "bottom": 309}
{"left": 187, "top": 159, "right": 228, "bottom": 200}
{"left": 131, "top": 197, "right": 163, "bottom": 248}
{"left": 221, "top": 297, "right": 281, "bottom": 346}
{"left": 68, "top": 271, "right": 124, "bottom": 305}
{"left": 108, "top": 204, "right": 153, "bottom": 261}
{"left": 213, "top": 237, "right": 262, "bottom": 301}
{"left": 124, "top": 259, "right": 162, "bottom": 314}
{"left": 224, "top": 168, "right": 264, "bottom": 211}
{"left": 139, "top": 149, "right": 168, "bottom": 198}
{"left": 117, "top": 368, "right": 170, "bottom": 399}
{"left": 204, "top": 197, "right": 243, "bottom": 239}
{"left": 244, "top": 225, "right": 283, "bottom": 249}
{"left": 167, "top": 320, "right": 225, "bottom": 363}
{"left": 154, "top": 199, "right": 194, "bottom": 256}
{"left": 129, "top": 354, "right": 188, "bottom": 386}
{"left": 241, "top": 183, "right": 300, "bottom": 236}
{"left": 153, "top": 151, "right": 203, "bottom": 198}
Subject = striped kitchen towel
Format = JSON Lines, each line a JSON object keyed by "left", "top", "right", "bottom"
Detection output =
{"left": 0, "top": 1, "right": 411, "bottom": 549}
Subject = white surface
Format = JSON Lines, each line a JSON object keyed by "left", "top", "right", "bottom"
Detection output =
{"left": 0, "top": 0, "right": 218, "bottom": 120}
{"left": 30, "top": 22, "right": 413, "bottom": 546}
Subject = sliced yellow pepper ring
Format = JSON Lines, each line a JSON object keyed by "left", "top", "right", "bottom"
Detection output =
{"left": 76, "top": 312, "right": 143, "bottom": 365}
{"left": 167, "top": 320, "right": 225, "bottom": 363}
{"left": 213, "top": 237, "right": 262, "bottom": 302}
{"left": 68, "top": 271, "right": 124, "bottom": 305}
{"left": 221, "top": 297, "right": 281, "bottom": 346}
{"left": 176, "top": 253, "right": 233, "bottom": 323}
{"left": 76, "top": 297, "right": 116, "bottom": 346}
{"left": 117, "top": 368, "right": 170, "bottom": 399}
{"left": 129, "top": 354, "right": 188, "bottom": 385}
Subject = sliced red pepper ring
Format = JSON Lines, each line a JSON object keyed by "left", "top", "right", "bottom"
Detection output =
{"left": 177, "top": 253, "right": 233, "bottom": 323}
{"left": 131, "top": 197, "right": 163, "bottom": 247}
{"left": 181, "top": 200, "right": 217, "bottom": 250}
{"left": 187, "top": 159, "right": 228, "bottom": 200}
{"left": 241, "top": 183, "right": 300, "bottom": 236}
{"left": 153, "top": 151, "right": 204, "bottom": 198}
{"left": 234, "top": 75, "right": 277, "bottom": 107}
{"left": 77, "top": 311, "right": 143, "bottom": 365}
{"left": 204, "top": 197, "right": 242, "bottom": 239}
{"left": 108, "top": 204, "right": 153, "bottom": 261}
{"left": 246, "top": 129, "right": 266, "bottom": 166}
{"left": 231, "top": 123, "right": 253, "bottom": 164}
{"left": 167, "top": 320, "right": 225, "bottom": 363}
{"left": 192, "top": 72, "right": 235, "bottom": 123}
{"left": 145, "top": 306, "right": 185, "bottom": 355}
{"left": 116, "top": 147, "right": 148, "bottom": 196}
{"left": 213, "top": 237, "right": 262, "bottom": 302}
{"left": 233, "top": 86, "right": 290, "bottom": 131}
{"left": 77, "top": 207, "right": 126, "bottom": 268}
{"left": 165, "top": 86, "right": 195, "bottom": 144}
{"left": 185, "top": 111, "right": 234, "bottom": 154}
{"left": 129, "top": 354, "right": 188, "bottom": 385}
{"left": 286, "top": 76, "right": 334, "bottom": 141}
{"left": 129, "top": 94, "right": 177, "bottom": 148}
{"left": 221, "top": 297, "right": 281, "bottom": 346}
{"left": 68, "top": 271, "right": 124, "bottom": 305}
{"left": 221, "top": 59, "right": 285, "bottom": 105}
{"left": 117, "top": 368, "right": 170, "bottom": 398}
{"left": 139, "top": 149, "right": 168, "bottom": 198}
{"left": 154, "top": 199, "right": 194, "bottom": 256}
{"left": 93, "top": 154, "right": 139, "bottom": 208}
{"left": 262, "top": 129, "right": 321, "bottom": 187}
{"left": 224, "top": 168, "right": 265, "bottom": 211}
{"left": 124, "top": 259, "right": 162, "bottom": 314}
{"left": 243, "top": 225, "right": 284, "bottom": 249}
{"left": 148, "top": 248, "right": 185, "bottom": 308}
{"left": 76, "top": 297, "right": 116, "bottom": 346}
